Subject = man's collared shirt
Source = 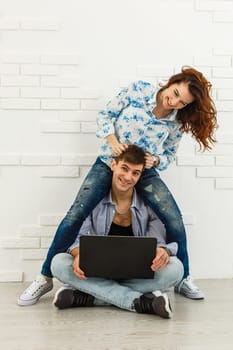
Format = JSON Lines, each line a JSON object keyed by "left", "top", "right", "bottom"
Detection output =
{"left": 69, "top": 189, "right": 178, "bottom": 255}
{"left": 96, "top": 80, "right": 183, "bottom": 171}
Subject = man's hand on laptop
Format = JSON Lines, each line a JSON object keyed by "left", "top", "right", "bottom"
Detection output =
{"left": 151, "top": 247, "right": 170, "bottom": 271}
{"left": 72, "top": 253, "right": 87, "bottom": 280}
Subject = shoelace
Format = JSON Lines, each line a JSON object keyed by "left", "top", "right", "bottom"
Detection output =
{"left": 184, "top": 277, "right": 200, "bottom": 291}
{"left": 138, "top": 293, "right": 154, "bottom": 314}
{"left": 73, "top": 290, "right": 94, "bottom": 307}
{"left": 24, "top": 277, "right": 45, "bottom": 295}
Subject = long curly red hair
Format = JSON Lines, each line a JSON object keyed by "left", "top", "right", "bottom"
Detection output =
{"left": 160, "top": 66, "right": 218, "bottom": 151}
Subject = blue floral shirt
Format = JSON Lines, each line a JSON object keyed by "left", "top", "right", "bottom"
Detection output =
{"left": 96, "top": 80, "right": 183, "bottom": 171}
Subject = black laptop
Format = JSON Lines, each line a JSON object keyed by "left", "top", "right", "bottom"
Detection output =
{"left": 79, "top": 235, "right": 157, "bottom": 279}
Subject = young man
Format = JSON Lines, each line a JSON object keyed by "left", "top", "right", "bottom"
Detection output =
{"left": 51, "top": 145, "right": 183, "bottom": 319}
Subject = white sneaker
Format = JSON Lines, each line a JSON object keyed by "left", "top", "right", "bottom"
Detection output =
{"left": 17, "top": 275, "right": 53, "bottom": 306}
{"left": 175, "top": 276, "right": 205, "bottom": 300}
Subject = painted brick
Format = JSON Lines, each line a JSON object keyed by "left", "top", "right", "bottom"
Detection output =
{"left": 81, "top": 122, "right": 97, "bottom": 133}
{"left": 41, "top": 237, "right": 53, "bottom": 248}
{"left": 0, "top": 53, "right": 40, "bottom": 63}
{"left": 177, "top": 155, "right": 215, "bottom": 166}
{"left": 209, "top": 144, "right": 233, "bottom": 155}
{"left": 136, "top": 65, "right": 174, "bottom": 77}
{"left": 61, "top": 88, "right": 99, "bottom": 99}
{"left": 216, "top": 178, "right": 233, "bottom": 189}
{"left": 194, "top": 56, "right": 231, "bottom": 67}
{"left": 217, "top": 89, "right": 233, "bottom": 100}
{"left": 215, "top": 101, "right": 233, "bottom": 112}
{"left": 183, "top": 214, "right": 195, "bottom": 225}
{"left": 214, "top": 48, "right": 233, "bottom": 55}
{"left": 40, "top": 166, "right": 80, "bottom": 178}
{"left": 197, "top": 167, "right": 233, "bottom": 177}
{"left": 0, "top": 63, "right": 19, "bottom": 74}
{"left": 213, "top": 68, "right": 233, "bottom": 78}
{"left": 1, "top": 98, "right": 40, "bottom": 109}
{"left": 59, "top": 110, "right": 97, "bottom": 122}
{"left": 61, "top": 153, "right": 97, "bottom": 166}
{"left": 216, "top": 156, "right": 233, "bottom": 166}
{"left": 20, "top": 225, "right": 56, "bottom": 237}
{"left": 41, "top": 76, "right": 80, "bottom": 87}
{"left": 22, "top": 249, "right": 48, "bottom": 260}
{"left": 39, "top": 214, "right": 63, "bottom": 226}
{"left": 41, "top": 99, "right": 80, "bottom": 110}
{"left": 21, "top": 154, "right": 61, "bottom": 166}
{"left": 1, "top": 75, "right": 40, "bottom": 86}
{"left": 211, "top": 78, "right": 233, "bottom": 89}
{"left": 21, "top": 87, "right": 60, "bottom": 98}
{"left": 20, "top": 20, "right": 60, "bottom": 31}
{"left": 0, "top": 237, "right": 40, "bottom": 249}
{"left": 0, "top": 87, "right": 20, "bottom": 97}
{"left": 40, "top": 121, "right": 81, "bottom": 133}
{"left": 213, "top": 12, "right": 233, "bottom": 22}
{"left": 41, "top": 54, "right": 80, "bottom": 65}
{"left": 81, "top": 99, "right": 104, "bottom": 110}
{"left": 195, "top": 0, "right": 233, "bottom": 11}
{"left": 0, "top": 20, "right": 20, "bottom": 30}
{"left": 0, "top": 271, "right": 23, "bottom": 282}
{"left": 21, "top": 64, "right": 59, "bottom": 76}
{"left": 59, "top": 65, "right": 80, "bottom": 77}
{"left": 217, "top": 133, "right": 233, "bottom": 143}
{"left": 0, "top": 154, "right": 20, "bottom": 165}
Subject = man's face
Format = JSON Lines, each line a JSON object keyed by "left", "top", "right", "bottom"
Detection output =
{"left": 111, "top": 160, "right": 143, "bottom": 193}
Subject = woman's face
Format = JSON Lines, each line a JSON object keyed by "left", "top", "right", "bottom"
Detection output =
{"left": 160, "top": 82, "right": 194, "bottom": 110}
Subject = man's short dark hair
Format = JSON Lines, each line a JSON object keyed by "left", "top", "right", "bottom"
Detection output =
{"left": 115, "top": 145, "right": 145, "bottom": 166}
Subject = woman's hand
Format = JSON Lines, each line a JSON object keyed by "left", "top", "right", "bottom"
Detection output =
{"left": 72, "top": 254, "right": 87, "bottom": 280}
{"left": 111, "top": 143, "right": 128, "bottom": 156}
{"left": 106, "top": 134, "right": 128, "bottom": 156}
{"left": 144, "top": 153, "right": 160, "bottom": 169}
{"left": 144, "top": 153, "right": 154, "bottom": 169}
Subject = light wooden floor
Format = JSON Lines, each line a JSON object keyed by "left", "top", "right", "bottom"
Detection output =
{"left": 0, "top": 279, "right": 233, "bottom": 350}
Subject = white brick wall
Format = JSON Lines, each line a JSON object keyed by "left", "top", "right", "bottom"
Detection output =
{"left": 0, "top": 0, "right": 233, "bottom": 280}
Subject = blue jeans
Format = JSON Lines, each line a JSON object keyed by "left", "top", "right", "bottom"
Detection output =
{"left": 51, "top": 253, "right": 184, "bottom": 311}
{"left": 41, "top": 158, "right": 112, "bottom": 277}
{"left": 136, "top": 167, "right": 189, "bottom": 278}
{"left": 42, "top": 158, "right": 189, "bottom": 278}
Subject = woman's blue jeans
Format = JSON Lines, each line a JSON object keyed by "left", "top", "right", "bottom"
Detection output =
{"left": 41, "top": 157, "right": 189, "bottom": 278}
{"left": 51, "top": 253, "right": 184, "bottom": 311}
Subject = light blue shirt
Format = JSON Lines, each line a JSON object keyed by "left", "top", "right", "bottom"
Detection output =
{"left": 69, "top": 189, "right": 178, "bottom": 256}
{"left": 96, "top": 80, "right": 183, "bottom": 171}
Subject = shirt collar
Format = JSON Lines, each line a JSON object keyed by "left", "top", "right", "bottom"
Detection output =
{"left": 148, "top": 85, "right": 178, "bottom": 122}
{"left": 104, "top": 189, "right": 140, "bottom": 210}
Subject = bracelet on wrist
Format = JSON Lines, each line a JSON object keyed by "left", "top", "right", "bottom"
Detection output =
{"left": 153, "top": 156, "right": 160, "bottom": 167}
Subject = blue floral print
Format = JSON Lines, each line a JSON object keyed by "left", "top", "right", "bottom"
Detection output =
{"left": 96, "top": 80, "right": 183, "bottom": 171}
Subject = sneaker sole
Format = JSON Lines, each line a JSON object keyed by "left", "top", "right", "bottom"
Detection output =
{"left": 53, "top": 286, "right": 75, "bottom": 309}
{"left": 152, "top": 291, "right": 172, "bottom": 318}
{"left": 17, "top": 284, "right": 53, "bottom": 306}
{"left": 175, "top": 289, "right": 205, "bottom": 300}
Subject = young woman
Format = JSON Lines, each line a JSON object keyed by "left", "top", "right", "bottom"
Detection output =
{"left": 18, "top": 66, "right": 217, "bottom": 306}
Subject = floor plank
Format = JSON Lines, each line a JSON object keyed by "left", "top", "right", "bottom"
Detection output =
{"left": 0, "top": 279, "right": 233, "bottom": 350}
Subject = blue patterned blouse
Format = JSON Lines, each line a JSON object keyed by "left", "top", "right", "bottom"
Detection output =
{"left": 96, "top": 80, "right": 183, "bottom": 171}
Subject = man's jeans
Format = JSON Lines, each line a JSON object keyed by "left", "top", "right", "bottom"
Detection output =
{"left": 42, "top": 157, "right": 189, "bottom": 278}
{"left": 51, "top": 253, "right": 184, "bottom": 311}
